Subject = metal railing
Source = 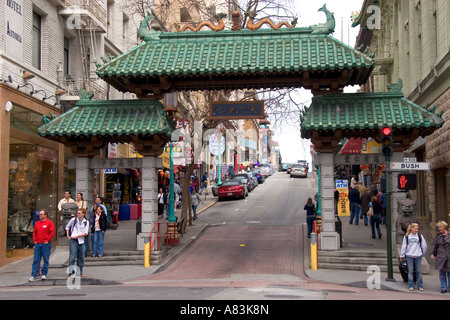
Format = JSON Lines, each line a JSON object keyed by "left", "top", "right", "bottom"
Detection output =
{"left": 62, "top": 77, "right": 107, "bottom": 100}
{"left": 145, "top": 221, "right": 180, "bottom": 267}
{"left": 64, "top": 0, "right": 107, "bottom": 27}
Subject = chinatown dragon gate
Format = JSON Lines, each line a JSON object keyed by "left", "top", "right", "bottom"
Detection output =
{"left": 38, "top": 4, "right": 442, "bottom": 254}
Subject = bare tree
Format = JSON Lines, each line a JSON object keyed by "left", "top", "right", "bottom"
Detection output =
{"left": 120, "top": 0, "right": 303, "bottom": 229}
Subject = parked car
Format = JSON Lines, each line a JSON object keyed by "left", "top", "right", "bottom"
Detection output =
{"left": 252, "top": 168, "right": 265, "bottom": 184}
{"left": 290, "top": 164, "right": 308, "bottom": 178}
{"left": 234, "top": 173, "right": 257, "bottom": 191}
{"left": 259, "top": 164, "right": 270, "bottom": 179}
{"left": 217, "top": 180, "right": 247, "bottom": 201}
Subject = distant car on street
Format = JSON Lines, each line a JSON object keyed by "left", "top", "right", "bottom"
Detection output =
{"left": 217, "top": 180, "right": 247, "bottom": 201}
{"left": 290, "top": 164, "right": 308, "bottom": 178}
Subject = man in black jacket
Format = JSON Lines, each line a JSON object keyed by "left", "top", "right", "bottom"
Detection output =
{"left": 349, "top": 185, "right": 361, "bottom": 225}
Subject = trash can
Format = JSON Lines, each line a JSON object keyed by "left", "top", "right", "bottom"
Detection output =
{"left": 136, "top": 217, "right": 142, "bottom": 235}
{"left": 335, "top": 215, "right": 342, "bottom": 248}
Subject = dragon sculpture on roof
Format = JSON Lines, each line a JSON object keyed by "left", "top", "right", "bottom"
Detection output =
{"left": 245, "top": 11, "right": 298, "bottom": 30}
{"left": 174, "top": 13, "right": 227, "bottom": 32}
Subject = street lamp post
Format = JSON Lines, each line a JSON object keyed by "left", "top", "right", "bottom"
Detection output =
{"left": 168, "top": 142, "right": 176, "bottom": 223}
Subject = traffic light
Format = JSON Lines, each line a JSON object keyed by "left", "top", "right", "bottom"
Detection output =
{"left": 397, "top": 173, "right": 417, "bottom": 190}
{"left": 381, "top": 126, "right": 393, "bottom": 157}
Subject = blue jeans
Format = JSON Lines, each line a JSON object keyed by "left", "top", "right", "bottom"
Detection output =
{"left": 370, "top": 214, "right": 382, "bottom": 238}
{"left": 92, "top": 230, "right": 105, "bottom": 256}
{"left": 306, "top": 216, "right": 316, "bottom": 237}
{"left": 439, "top": 270, "right": 450, "bottom": 291}
{"left": 406, "top": 256, "right": 423, "bottom": 289}
{"left": 199, "top": 183, "right": 207, "bottom": 194}
{"left": 31, "top": 242, "right": 51, "bottom": 277}
{"left": 192, "top": 205, "right": 198, "bottom": 219}
{"left": 350, "top": 203, "right": 359, "bottom": 224}
{"left": 69, "top": 239, "right": 85, "bottom": 276}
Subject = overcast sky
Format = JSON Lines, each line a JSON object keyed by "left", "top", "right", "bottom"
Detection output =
{"left": 274, "top": 0, "right": 364, "bottom": 166}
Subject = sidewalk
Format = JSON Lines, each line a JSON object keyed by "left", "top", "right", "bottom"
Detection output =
{"left": 0, "top": 186, "right": 218, "bottom": 288}
{"left": 0, "top": 183, "right": 448, "bottom": 297}
{"left": 304, "top": 214, "right": 446, "bottom": 295}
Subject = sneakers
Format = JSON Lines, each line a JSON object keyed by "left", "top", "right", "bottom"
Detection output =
{"left": 29, "top": 275, "right": 47, "bottom": 281}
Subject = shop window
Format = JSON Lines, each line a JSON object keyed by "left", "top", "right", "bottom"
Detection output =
{"left": 8, "top": 144, "right": 58, "bottom": 249}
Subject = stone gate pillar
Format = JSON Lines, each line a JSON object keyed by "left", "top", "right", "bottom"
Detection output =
{"left": 318, "top": 153, "right": 340, "bottom": 250}
{"left": 137, "top": 157, "right": 160, "bottom": 250}
{"left": 75, "top": 158, "right": 94, "bottom": 210}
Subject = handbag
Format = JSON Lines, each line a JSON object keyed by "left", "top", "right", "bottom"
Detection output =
{"left": 367, "top": 206, "right": 374, "bottom": 217}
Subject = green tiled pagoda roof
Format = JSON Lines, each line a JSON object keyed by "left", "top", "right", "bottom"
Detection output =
{"left": 96, "top": 27, "right": 375, "bottom": 93}
{"left": 38, "top": 100, "right": 175, "bottom": 139}
{"left": 300, "top": 91, "right": 443, "bottom": 137}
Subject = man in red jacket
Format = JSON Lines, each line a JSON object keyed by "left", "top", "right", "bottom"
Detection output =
{"left": 29, "top": 209, "right": 55, "bottom": 281}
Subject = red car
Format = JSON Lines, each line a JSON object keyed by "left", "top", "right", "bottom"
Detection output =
{"left": 217, "top": 180, "right": 246, "bottom": 201}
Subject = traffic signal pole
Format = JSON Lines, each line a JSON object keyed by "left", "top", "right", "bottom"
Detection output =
{"left": 385, "top": 156, "right": 395, "bottom": 282}
{"left": 381, "top": 126, "right": 395, "bottom": 282}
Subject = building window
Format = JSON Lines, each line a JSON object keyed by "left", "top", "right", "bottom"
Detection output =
{"left": 32, "top": 12, "right": 42, "bottom": 70}
{"left": 64, "top": 37, "right": 70, "bottom": 76}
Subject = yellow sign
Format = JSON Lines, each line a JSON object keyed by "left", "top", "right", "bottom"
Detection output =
{"left": 337, "top": 188, "right": 350, "bottom": 216}
{"left": 159, "top": 152, "right": 170, "bottom": 169}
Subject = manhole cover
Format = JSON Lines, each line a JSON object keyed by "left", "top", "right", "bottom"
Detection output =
{"left": 47, "top": 293, "right": 86, "bottom": 297}
{"left": 325, "top": 289, "right": 356, "bottom": 294}
{"left": 264, "top": 294, "right": 304, "bottom": 299}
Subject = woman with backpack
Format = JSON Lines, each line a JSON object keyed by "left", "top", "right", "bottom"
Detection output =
{"left": 400, "top": 223, "right": 428, "bottom": 291}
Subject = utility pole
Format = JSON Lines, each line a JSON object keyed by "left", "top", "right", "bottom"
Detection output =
{"left": 381, "top": 127, "right": 395, "bottom": 282}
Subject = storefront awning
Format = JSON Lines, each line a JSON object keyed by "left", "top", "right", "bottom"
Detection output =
{"left": 338, "top": 138, "right": 362, "bottom": 154}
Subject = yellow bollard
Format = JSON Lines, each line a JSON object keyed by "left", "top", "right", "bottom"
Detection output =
{"left": 310, "top": 232, "right": 318, "bottom": 270}
{"left": 144, "top": 238, "right": 150, "bottom": 268}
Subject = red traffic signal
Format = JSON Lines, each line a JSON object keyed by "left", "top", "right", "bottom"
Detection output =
{"left": 381, "top": 126, "right": 393, "bottom": 157}
{"left": 381, "top": 127, "right": 392, "bottom": 136}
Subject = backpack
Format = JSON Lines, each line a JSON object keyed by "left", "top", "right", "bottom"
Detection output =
{"left": 67, "top": 217, "right": 87, "bottom": 237}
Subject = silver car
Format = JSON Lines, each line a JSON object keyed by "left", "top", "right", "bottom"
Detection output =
{"left": 290, "top": 164, "right": 307, "bottom": 178}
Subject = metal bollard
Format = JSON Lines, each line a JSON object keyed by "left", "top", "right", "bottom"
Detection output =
{"left": 144, "top": 238, "right": 150, "bottom": 268}
{"left": 310, "top": 232, "right": 318, "bottom": 270}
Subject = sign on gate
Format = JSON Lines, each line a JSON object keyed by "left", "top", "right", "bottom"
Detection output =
{"left": 335, "top": 179, "right": 350, "bottom": 216}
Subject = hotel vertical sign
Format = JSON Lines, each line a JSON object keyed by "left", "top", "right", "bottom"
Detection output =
{"left": 5, "top": 0, "right": 23, "bottom": 61}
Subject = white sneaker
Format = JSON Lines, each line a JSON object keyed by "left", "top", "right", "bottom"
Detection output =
{"left": 41, "top": 275, "right": 46, "bottom": 280}
{"left": 28, "top": 277, "right": 37, "bottom": 282}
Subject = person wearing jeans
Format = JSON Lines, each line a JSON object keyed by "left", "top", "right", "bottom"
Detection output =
{"left": 190, "top": 189, "right": 203, "bottom": 221}
{"left": 66, "top": 208, "right": 89, "bottom": 277}
{"left": 430, "top": 221, "right": 450, "bottom": 293}
{"left": 400, "top": 223, "right": 428, "bottom": 291}
{"left": 29, "top": 209, "right": 55, "bottom": 281}
{"left": 91, "top": 205, "right": 107, "bottom": 257}
{"left": 348, "top": 185, "right": 361, "bottom": 225}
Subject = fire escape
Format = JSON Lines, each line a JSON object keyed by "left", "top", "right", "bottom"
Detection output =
{"left": 58, "top": 0, "right": 108, "bottom": 106}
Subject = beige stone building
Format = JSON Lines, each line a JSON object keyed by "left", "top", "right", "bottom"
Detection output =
{"left": 0, "top": 0, "right": 138, "bottom": 266}
{"left": 354, "top": 0, "right": 449, "bottom": 233}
